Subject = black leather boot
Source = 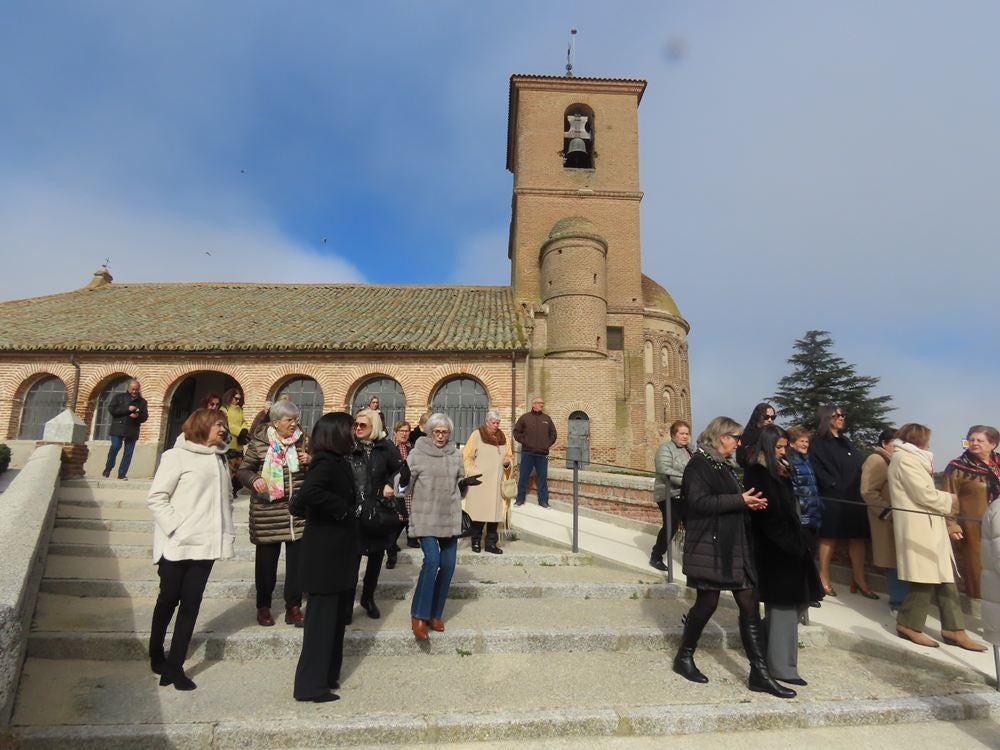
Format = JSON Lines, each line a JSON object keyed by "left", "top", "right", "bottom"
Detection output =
{"left": 359, "top": 586, "right": 381, "bottom": 619}
{"left": 672, "top": 611, "right": 710, "bottom": 683}
{"left": 739, "top": 614, "right": 795, "bottom": 699}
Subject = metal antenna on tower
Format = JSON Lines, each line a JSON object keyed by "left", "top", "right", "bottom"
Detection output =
{"left": 566, "top": 28, "right": 577, "bottom": 77}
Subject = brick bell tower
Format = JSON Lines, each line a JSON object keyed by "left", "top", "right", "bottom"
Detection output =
{"left": 505, "top": 73, "right": 690, "bottom": 468}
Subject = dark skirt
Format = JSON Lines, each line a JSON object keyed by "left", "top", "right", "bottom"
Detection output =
{"left": 686, "top": 565, "right": 755, "bottom": 592}
{"left": 819, "top": 497, "right": 870, "bottom": 539}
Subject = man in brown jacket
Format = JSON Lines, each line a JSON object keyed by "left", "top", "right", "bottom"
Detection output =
{"left": 512, "top": 396, "right": 557, "bottom": 508}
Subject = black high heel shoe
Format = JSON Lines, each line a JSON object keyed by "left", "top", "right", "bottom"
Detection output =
{"left": 850, "top": 580, "right": 879, "bottom": 600}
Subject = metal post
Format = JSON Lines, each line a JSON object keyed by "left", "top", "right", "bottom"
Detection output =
{"left": 572, "top": 460, "right": 580, "bottom": 553}
{"left": 994, "top": 645, "right": 999, "bottom": 692}
{"left": 664, "top": 496, "right": 674, "bottom": 584}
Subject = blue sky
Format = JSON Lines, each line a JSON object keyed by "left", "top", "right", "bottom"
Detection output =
{"left": 1, "top": 1, "right": 997, "bottom": 458}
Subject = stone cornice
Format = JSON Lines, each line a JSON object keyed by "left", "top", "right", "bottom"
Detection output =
{"left": 514, "top": 187, "right": 643, "bottom": 201}
{"left": 643, "top": 308, "right": 691, "bottom": 333}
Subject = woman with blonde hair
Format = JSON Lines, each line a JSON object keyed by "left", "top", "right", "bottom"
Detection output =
{"left": 348, "top": 408, "right": 408, "bottom": 618}
{"left": 889, "top": 422, "right": 986, "bottom": 651}
{"left": 673, "top": 416, "right": 794, "bottom": 698}
{"left": 463, "top": 410, "right": 513, "bottom": 554}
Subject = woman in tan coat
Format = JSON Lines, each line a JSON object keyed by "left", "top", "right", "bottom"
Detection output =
{"left": 463, "top": 410, "right": 514, "bottom": 554}
{"left": 860, "top": 428, "right": 907, "bottom": 612}
{"left": 888, "top": 423, "right": 986, "bottom": 651}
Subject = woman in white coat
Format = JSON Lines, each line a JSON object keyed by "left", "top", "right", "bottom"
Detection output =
{"left": 147, "top": 408, "right": 235, "bottom": 690}
{"left": 888, "top": 423, "right": 986, "bottom": 651}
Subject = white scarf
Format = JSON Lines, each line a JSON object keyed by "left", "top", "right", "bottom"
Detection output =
{"left": 893, "top": 439, "right": 934, "bottom": 474}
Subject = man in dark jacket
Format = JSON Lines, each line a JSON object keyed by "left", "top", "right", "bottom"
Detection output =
{"left": 512, "top": 396, "right": 557, "bottom": 508}
{"left": 102, "top": 379, "right": 148, "bottom": 480}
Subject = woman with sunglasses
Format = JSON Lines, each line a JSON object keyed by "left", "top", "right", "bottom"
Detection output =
{"left": 673, "top": 416, "right": 794, "bottom": 698}
{"left": 220, "top": 388, "right": 250, "bottom": 496}
{"left": 809, "top": 405, "right": 874, "bottom": 598}
{"left": 736, "top": 402, "right": 777, "bottom": 469}
{"left": 349, "top": 408, "right": 409, "bottom": 619}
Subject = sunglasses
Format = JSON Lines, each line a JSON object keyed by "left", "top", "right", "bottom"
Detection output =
{"left": 727, "top": 433, "right": 743, "bottom": 440}
{"left": 353, "top": 421, "right": 370, "bottom": 428}
{"left": 762, "top": 414, "right": 775, "bottom": 421}
{"left": 833, "top": 412, "right": 846, "bottom": 419}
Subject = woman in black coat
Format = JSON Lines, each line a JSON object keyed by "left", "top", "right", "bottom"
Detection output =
{"left": 746, "top": 425, "right": 824, "bottom": 687}
{"left": 809, "top": 404, "right": 875, "bottom": 598}
{"left": 673, "top": 416, "right": 795, "bottom": 699}
{"left": 290, "top": 412, "right": 359, "bottom": 703}
{"left": 349, "top": 408, "right": 409, "bottom": 619}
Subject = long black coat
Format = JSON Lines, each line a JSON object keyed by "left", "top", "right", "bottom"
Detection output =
{"left": 681, "top": 451, "right": 756, "bottom": 589}
{"left": 745, "top": 464, "right": 825, "bottom": 606}
{"left": 809, "top": 433, "right": 870, "bottom": 539}
{"left": 348, "top": 438, "right": 410, "bottom": 552}
{"left": 107, "top": 392, "right": 148, "bottom": 439}
{"left": 290, "top": 451, "right": 361, "bottom": 594}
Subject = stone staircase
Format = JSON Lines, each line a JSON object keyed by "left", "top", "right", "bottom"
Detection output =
{"left": 4, "top": 479, "right": 998, "bottom": 748}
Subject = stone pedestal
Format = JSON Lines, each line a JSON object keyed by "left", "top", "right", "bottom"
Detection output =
{"left": 36, "top": 408, "right": 89, "bottom": 479}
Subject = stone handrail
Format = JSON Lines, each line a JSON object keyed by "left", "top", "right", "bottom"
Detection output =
{"left": 0, "top": 444, "right": 62, "bottom": 726}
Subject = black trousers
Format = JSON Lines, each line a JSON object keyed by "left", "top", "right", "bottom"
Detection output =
{"left": 469, "top": 521, "right": 499, "bottom": 547}
{"left": 651, "top": 498, "right": 683, "bottom": 559}
{"left": 293, "top": 589, "right": 353, "bottom": 700}
{"left": 149, "top": 558, "right": 214, "bottom": 673}
{"left": 254, "top": 541, "right": 302, "bottom": 609}
{"left": 361, "top": 550, "right": 384, "bottom": 600}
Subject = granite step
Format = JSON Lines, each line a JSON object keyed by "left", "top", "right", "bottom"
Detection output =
{"left": 30, "top": 596, "right": 779, "bottom": 661}
{"left": 46, "top": 528, "right": 590, "bottom": 567}
{"left": 6, "top": 648, "right": 995, "bottom": 749}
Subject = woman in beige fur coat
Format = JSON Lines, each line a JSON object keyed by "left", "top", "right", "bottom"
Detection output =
{"left": 888, "top": 423, "right": 986, "bottom": 651}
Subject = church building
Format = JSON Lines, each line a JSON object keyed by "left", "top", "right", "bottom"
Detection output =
{"left": 0, "top": 72, "right": 691, "bottom": 476}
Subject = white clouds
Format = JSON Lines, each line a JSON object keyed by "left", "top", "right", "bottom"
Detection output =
{"left": 0, "top": 183, "right": 362, "bottom": 301}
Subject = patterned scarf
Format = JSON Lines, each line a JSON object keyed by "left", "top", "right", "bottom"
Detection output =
{"left": 946, "top": 450, "right": 1000, "bottom": 505}
{"left": 262, "top": 425, "right": 302, "bottom": 500}
{"left": 395, "top": 440, "right": 409, "bottom": 461}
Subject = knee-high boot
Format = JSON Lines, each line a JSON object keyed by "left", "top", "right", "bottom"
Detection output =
{"left": 738, "top": 614, "right": 795, "bottom": 699}
{"left": 672, "top": 609, "right": 710, "bottom": 683}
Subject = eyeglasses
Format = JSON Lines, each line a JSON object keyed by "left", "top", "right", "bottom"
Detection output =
{"left": 833, "top": 412, "right": 846, "bottom": 419}
{"left": 431, "top": 429, "right": 451, "bottom": 436}
{"left": 353, "top": 421, "right": 370, "bottom": 428}
{"left": 726, "top": 433, "right": 743, "bottom": 441}
{"left": 762, "top": 414, "right": 775, "bottom": 422}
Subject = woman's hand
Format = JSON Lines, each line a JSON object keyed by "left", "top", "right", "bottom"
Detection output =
{"left": 252, "top": 477, "right": 267, "bottom": 494}
{"left": 296, "top": 448, "right": 310, "bottom": 465}
{"left": 950, "top": 530, "right": 965, "bottom": 541}
{"left": 382, "top": 484, "right": 394, "bottom": 498}
{"left": 742, "top": 488, "right": 767, "bottom": 510}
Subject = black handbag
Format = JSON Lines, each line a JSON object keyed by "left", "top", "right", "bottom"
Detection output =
{"left": 460, "top": 510, "right": 473, "bottom": 538}
{"left": 356, "top": 493, "right": 399, "bottom": 535}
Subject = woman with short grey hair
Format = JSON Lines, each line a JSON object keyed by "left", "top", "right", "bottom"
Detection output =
{"left": 406, "top": 412, "right": 478, "bottom": 639}
{"left": 270, "top": 399, "right": 300, "bottom": 423}
{"left": 672, "top": 416, "right": 795, "bottom": 698}
{"left": 238, "top": 399, "right": 309, "bottom": 628}
{"left": 463, "top": 409, "right": 513, "bottom": 554}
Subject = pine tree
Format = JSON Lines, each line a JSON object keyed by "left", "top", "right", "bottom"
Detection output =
{"left": 771, "top": 330, "right": 894, "bottom": 447}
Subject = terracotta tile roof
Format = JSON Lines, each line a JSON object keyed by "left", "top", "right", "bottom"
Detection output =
{"left": 0, "top": 282, "right": 528, "bottom": 354}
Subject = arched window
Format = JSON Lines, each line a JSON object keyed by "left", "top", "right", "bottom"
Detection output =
{"left": 643, "top": 341, "right": 654, "bottom": 373}
{"left": 92, "top": 376, "right": 131, "bottom": 441}
{"left": 661, "top": 346, "right": 670, "bottom": 370}
{"left": 645, "top": 383, "right": 656, "bottom": 423}
{"left": 680, "top": 388, "right": 690, "bottom": 421}
{"left": 352, "top": 377, "right": 405, "bottom": 435}
{"left": 431, "top": 377, "right": 489, "bottom": 445}
{"left": 662, "top": 388, "right": 673, "bottom": 423}
{"left": 18, "top": 376, "right": 67, "bottom": 440}
{"left": 563, "top": 104, "right": 594, "bottom": 169}
{"left": 276, "top": 377, "right": 324, "bottom": 434}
